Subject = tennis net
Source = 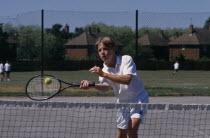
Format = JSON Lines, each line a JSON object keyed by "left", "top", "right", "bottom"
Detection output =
{"left": 0, "top": 100, "right": 210, "bottom": 138}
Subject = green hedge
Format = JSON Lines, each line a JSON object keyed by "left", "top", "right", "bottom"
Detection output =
{"left": 11, "top": 60, "right": 210, "bottom": 71}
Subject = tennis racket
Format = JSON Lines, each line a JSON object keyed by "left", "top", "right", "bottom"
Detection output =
{"left": 26, "top": 74, "right": 95, "bottom": 101}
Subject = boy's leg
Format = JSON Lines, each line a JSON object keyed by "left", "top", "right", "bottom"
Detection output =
{"left": 0, "top": 73, "right": 4, "bottom": 81}
{"left": 7, "top": 72, "right": 10, "bottom": 81}
{"left": 5, "top": 72, "right": 10, "bottom": 81}
{"left": 173, "top": 70, "right": 176, "bottom": 75}
{"left": 127, "top": 118, "right": 141, "bottom": 138}
{"left": 117, "top": 128, "right": 127, "bottom": 138}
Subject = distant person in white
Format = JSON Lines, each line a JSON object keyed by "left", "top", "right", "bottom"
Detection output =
{"left": 80, "top": 37, "right": 149, "bottom": 138}
{"left": 0, "top": 62, "right": 4, "bottom": 81}
{"left": 173, "top": 61, "right": 179, "bottom": 75}
{"left": 4, "top": 61, "right": 11, "bottom": 81}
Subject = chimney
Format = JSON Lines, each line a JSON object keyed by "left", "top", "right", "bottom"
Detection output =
{"left": 64, "top": 24, "right": 69, "bottom": 32}
{"left": 189, "top": 24, "right": 194, "bottom": 34}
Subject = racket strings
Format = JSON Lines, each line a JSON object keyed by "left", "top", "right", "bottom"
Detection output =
{"left": 27, "top": 76, "right": 60, "bottom": 99}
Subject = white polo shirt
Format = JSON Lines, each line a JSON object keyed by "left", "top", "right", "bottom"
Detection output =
{"left": 4, "top": 63, "right": 11, "bottom": 72}
{"left": 99, "top": 55, "right": 149, "bottom": 104}
{"left": 0, "top": 63, "right": 4, "bottom": 73}
{"left": 174, "top": 63, "right": 179, "bottom": 70}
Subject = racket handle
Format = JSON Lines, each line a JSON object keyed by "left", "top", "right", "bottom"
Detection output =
{"left": 88, "top": 82, "right": 95, "bottom": 87}
{"left": 73, "top": 82, "right": 95, "bottom": 87}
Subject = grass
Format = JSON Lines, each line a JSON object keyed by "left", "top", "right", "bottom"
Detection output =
{"left": 0, "top": 70, "right": 210, "bottom": 97}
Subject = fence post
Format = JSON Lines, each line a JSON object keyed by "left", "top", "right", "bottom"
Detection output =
{"left": 135, "top": 10, "right": 139, "bottom": 62}
{"left": 41, "top": 9, "right": 44, "bottom": 75}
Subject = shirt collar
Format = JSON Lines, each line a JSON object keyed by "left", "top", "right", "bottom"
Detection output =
{"left": 103, "top": 56, "right": 122, "bottom": 69}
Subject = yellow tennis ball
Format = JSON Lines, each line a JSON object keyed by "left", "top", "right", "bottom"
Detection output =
{"left": 45, "top": 78, "right": 52, "bottom": 85}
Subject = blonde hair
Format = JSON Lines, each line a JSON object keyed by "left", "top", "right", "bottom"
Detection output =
{"left": 95, "top": 37, "right": 115, "bottom": 50}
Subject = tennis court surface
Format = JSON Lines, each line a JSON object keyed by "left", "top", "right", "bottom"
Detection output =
{"left": 0, "top": 100, "right": 210, "bottom": 138}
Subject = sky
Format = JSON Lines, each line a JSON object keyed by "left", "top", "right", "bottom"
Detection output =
{"left": 0, "top": 0, "right": 210, "bottom": 30}
{"left": 1, "top": 0, "right": 210, "bottom": 17}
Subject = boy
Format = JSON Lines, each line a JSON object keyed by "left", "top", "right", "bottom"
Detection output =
{"left": 173, "top": 61, "right": 179, "bottom": 75}
{"left": 80, "top": 37, "right": 149, "bottom": 138}
{"left": 4, "top": 61, "right": 11, "bottom": 81}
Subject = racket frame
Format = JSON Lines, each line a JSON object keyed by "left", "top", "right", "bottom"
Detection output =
{"left": 25, "top": 74, "right": 95, "bottom": 101}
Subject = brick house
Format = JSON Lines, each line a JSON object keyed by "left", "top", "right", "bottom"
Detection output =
{"left": 138, "top": 30, "right": 169, "bottom": 60}
{"left": 64, "top": 28, "right": 122, "bottom": 59}
{"left": 169, "top": 25, "right": 210, "bottom": 61}
{"left": 138, "top": 25, "right": 210, "bottom": 61}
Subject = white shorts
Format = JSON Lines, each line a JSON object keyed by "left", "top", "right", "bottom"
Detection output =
{"left": 116, "top": 108, "right": 147, "bottom": 129}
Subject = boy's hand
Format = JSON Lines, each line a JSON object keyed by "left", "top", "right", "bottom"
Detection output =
{"left": 80, "top": 80, "right": 90, "bottom": 89}
{"left": 89, "top": 66, "right": 104, "bottom": 77}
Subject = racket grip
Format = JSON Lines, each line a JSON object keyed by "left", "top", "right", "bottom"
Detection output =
{"left": 73, "top": 82, "right": 95, "bottom": 87}
{"left": 89, "top": 82, "right": 95, "bottom": 87}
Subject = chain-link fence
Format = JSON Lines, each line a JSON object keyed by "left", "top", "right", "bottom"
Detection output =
{"left": 0, "top": 10, "right": 210, "bottom": 96}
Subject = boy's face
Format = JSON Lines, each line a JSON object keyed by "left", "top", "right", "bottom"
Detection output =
{"left": 97, "top": 43, "right": 115, "bottom": 63}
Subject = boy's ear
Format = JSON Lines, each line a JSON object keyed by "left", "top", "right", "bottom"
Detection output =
{"left": 112, "top": 47, "right": 116, "bottom": 53}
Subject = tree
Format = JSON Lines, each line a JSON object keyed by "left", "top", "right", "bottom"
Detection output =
{"left": 17, "top": 25, "right": 42, "bottom": 60}
{"left": 138, "top": 27, "right": 187, "bottom": 40}
{"left": 44, "top": 37, "right": 65, "bottom": 61}
{"left": 203, "top": 17, "right": 210, "bottom": 30}
{"left": 120, "top": 40, "right": 136, "bottom": 57}
{"left": 86, "top": 23, "right": 134, "bottom": 45}
{"left": 46, "top": 24, "right": 63, "bottom": 37}
{"left": 46, "top": 24, "right": 73, "bottom": 40}
{"left": 2, "top": 23, "right": 18, "bottom": 36}
{"left": 0, "top": 25, "right": 10, "bottom": 61}
{"left": 138, "top": 46, "right": 155, "bottom": 61}
{"left": 86, "top": 23, "right": 134, "bottom": 55}
{"left": 45, "top": 24, "right": 75, "bottom": 60}
{"left": 74, "top": 27, "right": 85, "bottom": 37}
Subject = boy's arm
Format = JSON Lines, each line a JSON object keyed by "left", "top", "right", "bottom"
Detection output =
{"left": 89, "top": 66, "right": 132, "bottom": 85}
{"left": 94, "top": 83, "right": 110, "bottom": 91}
{"left": 101, "top": 73, "right": 132, "bottom": 85}
{"left": 80, "top": 80, "right": 110, "bottom": 92}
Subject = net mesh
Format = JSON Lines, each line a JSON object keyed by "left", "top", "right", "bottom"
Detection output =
{"left": 0, "top": 100, "right": 210, "bottom": 138}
